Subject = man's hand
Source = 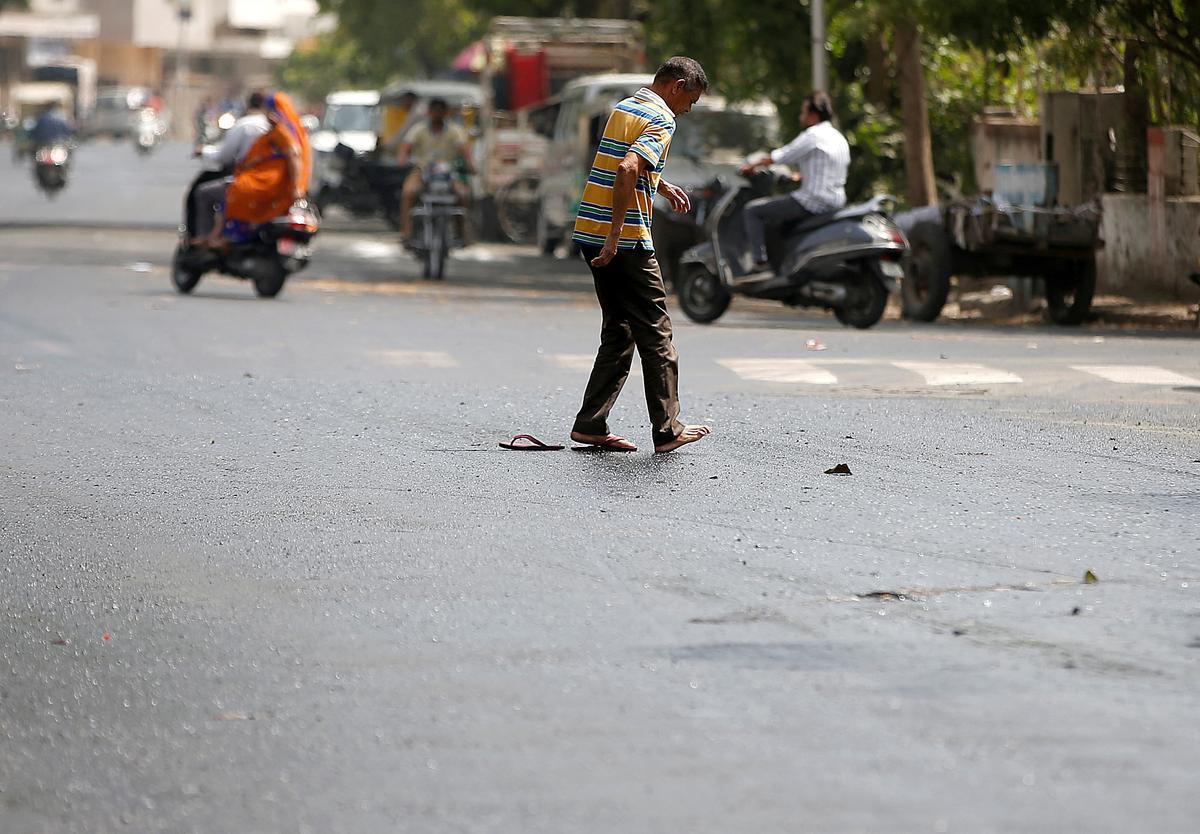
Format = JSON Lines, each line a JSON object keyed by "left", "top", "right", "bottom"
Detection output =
{"left": 738, "top": 152, "right": 772, "bottom": 176}
{"left": 658, "top": 180, "right": 691, "bottom": 213}
{"left": 591, "top": 234, "right": 620, "bottom": 267}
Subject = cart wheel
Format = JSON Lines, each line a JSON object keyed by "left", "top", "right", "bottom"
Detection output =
{"left": 1044, "top": 256, "right": 1096, "bottom": 325}
{"left": 901, "top": 221, "right": 952, "bottom": 321}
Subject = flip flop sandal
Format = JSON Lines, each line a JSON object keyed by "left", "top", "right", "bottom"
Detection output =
{"left": 499, "top": 434, "right": 565, "bottom": 451}
{"left": 571, "top": 435, "right": 638, "bottom": 453}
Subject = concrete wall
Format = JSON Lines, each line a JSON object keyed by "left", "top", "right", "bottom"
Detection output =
{"left": 1099, "top": 193, "right": 1200, "bottom": 301}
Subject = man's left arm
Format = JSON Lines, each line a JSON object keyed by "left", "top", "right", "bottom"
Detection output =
{"left": 657, "top": 179, "right": 690, "bottom": 213}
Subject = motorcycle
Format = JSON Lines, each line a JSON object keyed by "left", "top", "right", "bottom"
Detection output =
{"left": 32, "top": 143, "right": 71, "bottom": 195}
{"left": 313, "top": 142, "right": 407, "bottom": 229}
{"left": 676, "top": 171, "right": 909, "bottom": 328}
{"left": 133, "top": 108, "right": 163, "bottom": 156}
{"left": 171, "top": 169, "right": 321, "bottom": 298}
{"left": 405, "top": 161, "right": 466, "bottom": 281}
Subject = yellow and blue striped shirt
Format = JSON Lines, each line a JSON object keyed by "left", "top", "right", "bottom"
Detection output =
{"left": 572, "top": 88, "right": 675, "bottom": 251}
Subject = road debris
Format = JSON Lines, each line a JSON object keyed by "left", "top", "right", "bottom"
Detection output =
{"left": 1083, "top": 570, "right": 1099, "bottom": 584}
{"left": 824, "top": 463, "right": 852, "bottom": 475}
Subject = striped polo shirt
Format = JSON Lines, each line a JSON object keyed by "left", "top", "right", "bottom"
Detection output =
{"left": 572, "top": 88, "right": 676, "bottom": 251}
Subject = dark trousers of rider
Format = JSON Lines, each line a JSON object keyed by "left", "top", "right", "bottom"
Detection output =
{"left": 743, "top": 194, "right": 811, "bottom": 266}
{"left": 574, "top": 245, "right": 685, "bottom": 448}
{"left": 193, "top": 177, "right": 231, "bottom": 238}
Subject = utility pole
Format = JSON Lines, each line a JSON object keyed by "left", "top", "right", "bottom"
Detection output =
{"left": 172, "top": 0, "right": 192, "bottom": 137}
{"left": 810, "top": 0, "right": 827, "bottom": 91}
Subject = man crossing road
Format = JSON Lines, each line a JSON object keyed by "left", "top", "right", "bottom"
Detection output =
{"left": 569, "top": 57, "right": 713, "bottom": 454}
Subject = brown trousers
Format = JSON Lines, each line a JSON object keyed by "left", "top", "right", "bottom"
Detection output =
{"left": 573, "top": 245, "right": 685, "bottom": 447}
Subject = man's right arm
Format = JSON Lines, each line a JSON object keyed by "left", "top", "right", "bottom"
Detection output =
{"left": 592, "top": 151, "right": 647, "bottom": 267}
{"left": 771, "top": 130, "right": 815, "bottom": 167}
{"left": 201, "top": 124, "right": 241, "bottom": 167}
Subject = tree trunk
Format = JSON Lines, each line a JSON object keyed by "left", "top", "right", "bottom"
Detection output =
{"left": 894, "top": 22, "right": 937, "bottom": 207}
{"left": 1121, "top": 38, "right": 1148, "bottom": 193}
{"left": 866, "top": 28, "right": 890, "bottom": 108}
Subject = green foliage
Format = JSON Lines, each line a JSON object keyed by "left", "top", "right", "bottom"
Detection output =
{"left": 308, "top": 0, "right": 1200, "bottom": 202}
{"left": 277, "top": 31, "right": 386, "bottom": 104}
{"left": 314, "top": 0, "right": 487, "bottom": 78}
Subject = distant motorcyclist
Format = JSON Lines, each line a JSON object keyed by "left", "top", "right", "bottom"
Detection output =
{"left": 29, "top": 103, "right": 74, "bottom": 147}
{"left": 190, "top": 91, "right": 271, "bottom": 245}
{"left": 738, "top": 91, "right": 849, "bottom": 272}
{"left": 395, "top": 98, "right": 474, "bottom": 239}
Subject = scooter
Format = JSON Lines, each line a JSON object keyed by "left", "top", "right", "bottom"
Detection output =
{"left": 133, "top": 108, "right": 163, "bottom": 156}
{"left": 405, "top": 161, "right": 466, "bottom": 281}
{"left": 32, "top": 143, "right": 71, "bottom": 195}
{"left": 676, "top": 171, "right": 909, "bottom": 328}
{"left": 171, "top": 170, "right": 321, "bottom": 298}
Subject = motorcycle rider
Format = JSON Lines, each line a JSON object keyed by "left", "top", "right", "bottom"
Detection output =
{"left": 395, "top": 98, "right": 475, "bottom": 240}
{"left": 29, "top": 102, "right": 74, "bottom": 148}
{"left": 190, "top": 91, "right": 271, "bottom": 246}
{"left": 738, "top": 91, "right": 849, "bottom": 273}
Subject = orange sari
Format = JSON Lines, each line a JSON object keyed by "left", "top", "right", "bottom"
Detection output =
{"left": 224, "top": 92, "right": 312, "bottom": 226}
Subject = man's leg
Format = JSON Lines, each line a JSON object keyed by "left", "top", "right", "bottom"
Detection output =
{"left": 617, "top": 249, "right": 709, "bottom": 451}
{"left": 399, "top": 168, "right": 422, "bottom": 238}
{"left": 572, "top": 247, "right": 637, "bottom": 444}
{"left": 453, "top": 178, "right": 471, "bottom": 244}
{"left": 742, "top": 194, "right": 811, "bottom": 268}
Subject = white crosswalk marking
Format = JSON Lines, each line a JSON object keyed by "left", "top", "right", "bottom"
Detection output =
{"left": 548, "top": 353, "right": 640, "bottom": 375}
{"left": 547, "top": 354, "right": 596, "bottom": 372}
{"left": 892, "top": 361, "right": 1022, "bottom": 386}
{"left": 718, "top": 358, "right": 838, "bottom": 385}
{"left": 370, "top": 350, "right": 459, "bottom": 368}
{"left": 1072, "top": 365, "right": 1200, "bottom": 386}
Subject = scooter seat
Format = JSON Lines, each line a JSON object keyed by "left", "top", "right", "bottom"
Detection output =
{"left": 780, "top": 201, "right": 880, "bottom": 236}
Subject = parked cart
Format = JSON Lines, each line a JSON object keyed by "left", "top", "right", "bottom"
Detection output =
{"left": 896, "top": 197, "right": 1102, "bottom": 325}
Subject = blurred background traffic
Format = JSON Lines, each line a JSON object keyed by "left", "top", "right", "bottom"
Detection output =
{"left": 1, "top": 0, "right": 1198, "bottom": 323}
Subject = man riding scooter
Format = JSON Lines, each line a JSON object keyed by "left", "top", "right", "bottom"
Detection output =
{"left": 29, "top": 102, "right": 75, "bottom": 157}
{"left": 395, "top": 98, "right": 474, "bottom": 241}
{"left": 738, "top": 91, "right": 850, "bottom": 275}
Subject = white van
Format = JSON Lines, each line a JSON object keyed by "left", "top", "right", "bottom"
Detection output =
{"left": 533, "top": 74, "right": 779, "bottom": 278}
{"left": 311, "top": 89, "right": 381, "bottom": 157}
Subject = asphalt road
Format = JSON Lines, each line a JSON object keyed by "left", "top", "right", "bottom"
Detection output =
{"left": 2, "top": 141, "right": 1200, "bottom": 833}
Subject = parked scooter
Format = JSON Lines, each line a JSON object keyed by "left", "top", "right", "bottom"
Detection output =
{"left": 172, "top": 170, "right": 321, "bottom": 298}
{"left": 32, "top": 143, "right": 71, "bottom": 195}
{"left": 405, "top": 161, "right": 467, "bottom": 281}
{"left": 133, "top": 108, "right": 163, "bottom": 156}
{"left": 676, "top": 171, "right": 909, "bottom": 328}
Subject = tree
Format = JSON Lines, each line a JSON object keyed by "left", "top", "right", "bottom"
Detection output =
{"left": 315, "top": 0, "right": 486, "bottom": 78}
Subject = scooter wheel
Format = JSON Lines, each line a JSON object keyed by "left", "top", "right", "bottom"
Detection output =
{"left": 676, "top": 264, "right": 730, "bottom": 324}
{"left": 253, "top": 261, "right": 287, "bottom": 298}
{"left": 171, "top": 245, "right": 202, "bottom": 294}
{"left": 835, "top": 272, "right": 888, "bottom": 329}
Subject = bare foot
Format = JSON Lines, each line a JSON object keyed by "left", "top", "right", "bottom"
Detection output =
{"left": 654, "top": 425, "right": 711, "bottom": 454}
{"left": 570, "top": 431, "right": 637, "bottom": 452}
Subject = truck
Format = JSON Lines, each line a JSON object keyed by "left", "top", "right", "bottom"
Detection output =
{"left": 476, "top": 17, "right": 647, "bottom": 239}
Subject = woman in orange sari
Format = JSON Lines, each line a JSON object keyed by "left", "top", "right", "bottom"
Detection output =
{"left": 201, "top": 92, "right": 311, "bottom": 246}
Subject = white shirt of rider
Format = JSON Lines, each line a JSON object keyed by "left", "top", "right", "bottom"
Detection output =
{"left": 770, "top": 119, "right": 850, "bottom": 213}
{"left": 202, "top": 113, "right": 270, "bottom": 169}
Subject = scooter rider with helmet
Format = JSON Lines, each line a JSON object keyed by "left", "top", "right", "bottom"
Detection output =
{"left": 738, "top": 91, "right": 850, "bottom": 273}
